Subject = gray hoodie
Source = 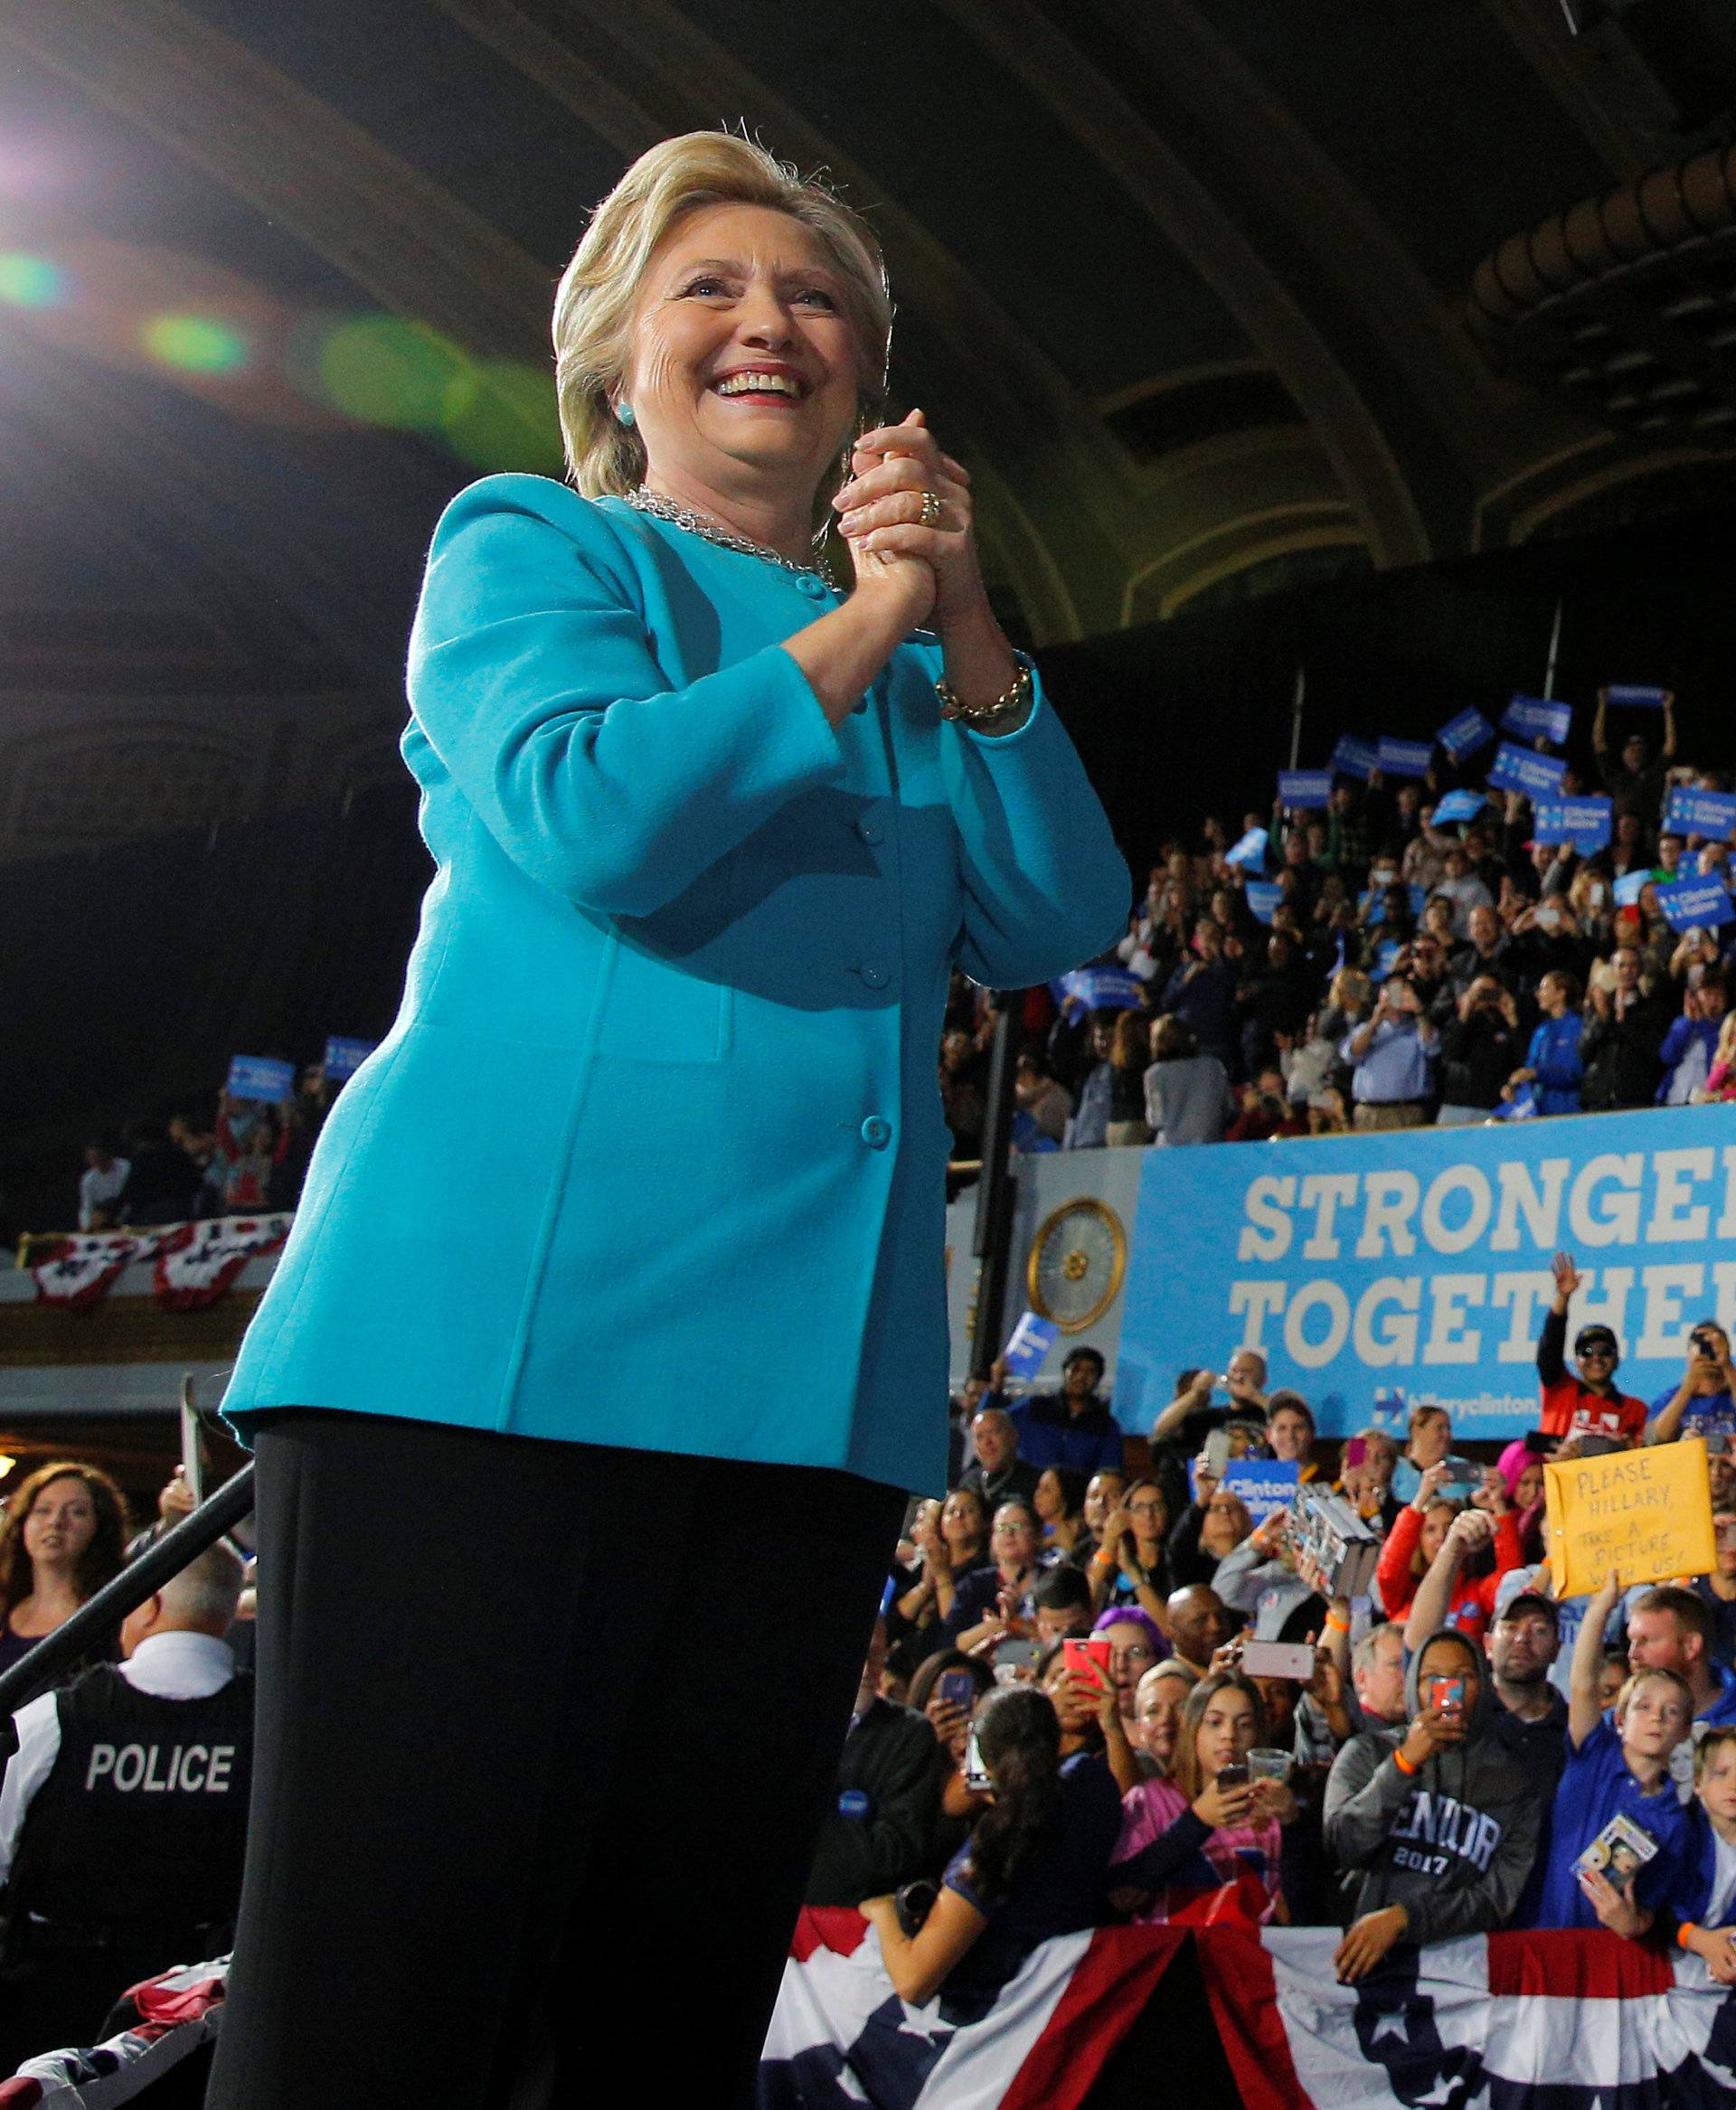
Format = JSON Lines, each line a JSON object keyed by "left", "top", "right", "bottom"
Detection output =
{"left": 1322, "top": 1626, "right": 1541, "bottom": 1945}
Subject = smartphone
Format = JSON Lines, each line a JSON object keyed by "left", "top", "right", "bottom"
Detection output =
{"left": 995, "top": 1638, "right": 1040, "bottom": 1672}
{"left": 178, "top": 1375, "right": 205, "bottom": 1507}
{"left": 1203, "top": 1429, "right": 1232, "bottom": 1478}
{"left": 1425, "top": 1674, "right": 1466, "bottom": 1720}
{"left": 1577, "top": 1435, "right": 1620, "bottom": 1458}
{"left": 1523, "top": 1428, "right": 1553, "bottom": 1455}
{"left": 1062, "top": 1637, "right": 1114, "bottom": 1689}
{"left": 963, "top": 1729, "right": 992, "bottom": 1794}
{"left": 937, "top": 1670, "right": 976, "bottom": 1713}
{"left": 1215, "top": 1761, "right": 1251, "bottom": 1790}
{"left": 1241, "top": 1639, "right": 1316, "bottom": 1681}
{"left": 1343, "top": 1436, "right": 1367, "bottom": 1470}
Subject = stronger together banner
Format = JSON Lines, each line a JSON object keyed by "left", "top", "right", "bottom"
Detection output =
{"left": 1118, "top": 1105, "right": 1736, "bottom": 1441}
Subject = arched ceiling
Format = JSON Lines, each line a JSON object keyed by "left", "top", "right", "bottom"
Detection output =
{"left": 1, "top": 0, "right": 1733, "bottom": 715}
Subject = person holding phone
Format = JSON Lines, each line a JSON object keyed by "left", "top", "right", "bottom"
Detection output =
{"left": 1374, "top": 1462, "right": 1482, "bottom": 1626}
{"left": 1107, "top": 1672, "right": 1296, "bottom": 1925}
{"left": 1647, "top": 1321, "right": 1736, "bottom": 1449}
{"left": 1326, "top": 1629, "right": 1540, "bottom": 1980}
{"left": 1340, "top": 972, "right": 1438, "bottom": 1130}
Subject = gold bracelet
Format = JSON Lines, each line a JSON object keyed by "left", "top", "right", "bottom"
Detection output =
{"left": 936, "top": 654, "right": 1034, "bottom": 726}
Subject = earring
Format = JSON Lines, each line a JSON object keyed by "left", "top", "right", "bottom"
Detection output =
{"left": 617, "top": 401, "right": 636, "bottom": 428}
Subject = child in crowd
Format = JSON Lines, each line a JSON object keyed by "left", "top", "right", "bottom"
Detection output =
{"left": 1534, "top": 1569, "right": 1693, "bottom": 1935}
{"left": 1669, "top": 1727, "right": 1736, "bottom": 1984}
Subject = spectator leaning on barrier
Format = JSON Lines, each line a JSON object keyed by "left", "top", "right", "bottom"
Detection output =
{"left": 0, "top": 1543, "right": 251, "bottom": 2073}
{"left": 1340, "top": 973, "right": 1437, "bottom": 1131}
{"left": 1535, "top": 1250, "right": 1649, "bottom": 1446}
{"left": 805, "top": 1619, "right": 939, "bottom": 1910}
{"left": 1008, "top": 1347, "right": 1123, "bottom": 1477}
{"left": 1533, "top": 1571, "right": 1692, "bottom": 1936}
{"left": 76, "top": 1138, "right": 129, "bottom": 1232}
{"left": 1144, "top": 1013, "right": 1235, "bottom": 1146}
{"left": 1647, "top": 1321, "right": 1736, "bottom": 1447}
{"left": 1325, "top": 1628, "right": 1541, "bottom": 1981}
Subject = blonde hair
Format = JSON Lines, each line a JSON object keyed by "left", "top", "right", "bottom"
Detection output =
{"left": 552, "top": 131, "right": 892, "bottom": 502}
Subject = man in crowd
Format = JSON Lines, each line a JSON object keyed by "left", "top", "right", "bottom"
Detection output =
{"left": 956, "top": 1406, "right": 1041, "bottom": 1509}
{"left": 1593, "top": 691, "right": 1675, "bottom": 821}
{"left": 1627, "top": 1587, "right": 1736, "bottom": 1734}
{"left": 1149, "top": 1348, "right": 1270, "bottom": 1460}
{"left": 1341, "top": 974, "right": 1438, "bottom": 1130}
{"left": 805, "top": 1618, "right": 939, "bottom": 1909}
{"left": 76, "top": 1137, "right": 130, "bottom": 1232}
{"left": 1325, "top": 1629, "right": 1541, "bottom": 1982}
{"left": 0, "top": 1544, "right": 252, "bottom": 2071}
{"left": 1164, "top": 1584, "right": 1232, "bottom": 1678}
{"left": 1536, "top": 1250, "right": 1648, "bottom": 1446}
{"left": 1434, "top": 974, "right": 1523, "bottom": 1126}
{"left": 1296, "top": 1619, "right": 1410, "bottom": 1767}
{"left": 1062, "top": 1010, "right": 1118, "bottom": 1150}
{"left": 1580, "top": 946, "right": 1670, "bottom": 1110}
{"left": 1648, "top": 1321, "right": 1736, "bottom": 1446}
{"left": 1009, "top": 1346, "right": 1125, "bottom": 1475}
{"left": 1031, "top": 1564, "right": 1096, "bottom": 1645}
{"left": 1656, "top": 970, "right": 1728, "bottom": 1105}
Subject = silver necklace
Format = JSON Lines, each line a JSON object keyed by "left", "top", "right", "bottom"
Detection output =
{"left": 625, "top": 485, "right": 837, "bottom": 591}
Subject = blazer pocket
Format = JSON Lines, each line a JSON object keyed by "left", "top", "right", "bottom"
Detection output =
{"left": 593, "top": 928, "right": 733, "bottom": 1065}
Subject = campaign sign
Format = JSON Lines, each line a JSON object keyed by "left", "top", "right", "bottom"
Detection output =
{"left": 1533, "top": 796, "right": 1612, "bottom": 852}
{"left": 1488, "top": 743, "right": 1567, "bottom": 800}
{"left": 1056, "top": 967, "right": 1146, "bottom": 1013}
{"left": 1377, "top": 737, "right": 1433, "bottom": 780}
{"left": 1245, "top": 881, "right": 1283, "bottom": 926}
{"left": 1363, "top": 885, "right": 1429, "bottom": 926}
{"left": 1278, "top": 770, "right": 1332, "bottom": 810}
{"left": 1612, "top": 871, "right": 1649, "bottom": 909}
{"left": 1655, "top": 877, "right": 1736, "bottom": 933}
{"left": 1664, "top": 787, "right": 1736, "bottom": 843}
{"left": 1225, "top": 826, "right": 1269, "bottom": 871}
{"left": 1332, "top": 735, "right": 1379, "bottom": 783}
{"left": 1438, "top": 708, "right": 1495, "bottom": 761}
{"left": 323, "top": 1035, "right": 377, "bottom": 1080}
{"left": 1117, "top": 1101, "right": 1736, "bottom": 1439}
{"left": 1544, "top": 1441, "right": 1714, "bottom": 1597}
{"left": 1431, "top": 790, "right": 1488, "bottom": 826}
{"left": 1221, "top": 1459, "right": 1300, "bottom": 1525}
{"left": 1368, "top": 939, "right": 1404, "bottom": 983}
{"left": 226, "top": 1055, "right": 295, "bottom": 1105}
{"left": 1502, "top": 694, "right": 1572, "bottom": 746}
{"left": 1002, "top": 1310, "right": 1060, "bottom": 1382}
{"left": 1603, "top": 684, "right": 1668, "bottom": 709}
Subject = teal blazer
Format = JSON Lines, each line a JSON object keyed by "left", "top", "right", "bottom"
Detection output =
{"left": 222, "top": 476, "right": 1128, "bottom": 1491}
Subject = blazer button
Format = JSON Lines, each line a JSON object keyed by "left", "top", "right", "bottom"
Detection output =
{"left": 857, "top": 963, "right": 889, "bottom": 989}
{"left": 797, "top": 575, "right": 829, "bottom": 599}
{"left": 856, "top": 816, "right": 884, "bottom": 845}
{"left": 860, "top": 1116, "right": 892, "bottom": 1150}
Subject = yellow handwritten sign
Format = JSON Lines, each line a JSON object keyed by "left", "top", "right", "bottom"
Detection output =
{"left": 1543, "top": 1441, "right": 1716, "bottom": 1599}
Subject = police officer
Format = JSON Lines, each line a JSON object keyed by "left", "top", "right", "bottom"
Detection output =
{"left": 0, "top": 1541, "right": 251, "bottom": 2069}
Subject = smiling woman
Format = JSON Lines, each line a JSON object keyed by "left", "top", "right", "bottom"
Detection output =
{"left": 206, "top": 128, "right": 1127, "bottom": 2109}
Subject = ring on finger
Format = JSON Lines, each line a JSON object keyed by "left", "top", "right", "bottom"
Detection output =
{"left": 919, "top": 488, "right": 943, "bottom": 529}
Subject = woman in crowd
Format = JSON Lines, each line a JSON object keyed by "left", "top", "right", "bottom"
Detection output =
{"left": 1507, "top": 969, "right": 1584, "bottom": 1116}
{"left": 1144, "top": 1013, "right": 1235, "bottom": 1146}
{"left": 1039, "top": 1638, "right": 1142, "bottom": 1794}
{"left": 1090, "top": 1475, "right": 1173, "bottom": 1619}
{"left": 861, "top": 1685, "right": 1125, "bottom": 2018}
{"left": 1104, "top": 1009, "right": 1156, "bottom": 1146}
{"left": 1108, "top": 1672, "right": 1295, "bottom": 1925}
{"left": 902, "top": 1487, "right": 991, "bottom": 1636}
{"left": 949, "top": 1499, "right": 1045, "bottom": 1650}
{"left": 1375, "top": 1462, "right": 1483, "bottom": 1626}
{"left": 1092, "top": 1607, "right": 1168, "bottom": 1727}
{"left": 1074, "top": 1467, "right": 1128, "bottom": 1569}
{"left": 0, "top": 1462, "right": 127, "bottom": 1675}
{"left": 1170, "top": 1479, "right": 1255, "bottom": 1589}
{"left": 1535, "top": 1568, "right": 1693, "bottom": 1933}
{"left": 1033, "top": 1466, "right": 1090, "bottom": 1562}
{"left": 1131, "top": 1657, "right": 1197, "bottom": 1779}
{"left": 1495, "top": 1439, "right": 1550, "bottom": 1566}
{"left": 207, "top": 128, "right": 1127, "bottom": 2105}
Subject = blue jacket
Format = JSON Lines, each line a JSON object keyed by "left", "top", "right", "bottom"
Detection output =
{"left": 1524, "top": 1013, "right": 1583, "bottom": 1116}
{"left": 221, "top": 476, "right": 1128, "bottom": 1488}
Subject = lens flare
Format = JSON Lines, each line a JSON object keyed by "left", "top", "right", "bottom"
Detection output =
{"left": 0, "top": 253, "right": 66, "bottom": 308}
{"left": 141, "top": 313, "right": 250, "bottom": 373}
{"left": 314, "top": 316, "right": 471, "bottom": 428}
{"left": 440, "top": 361, "right": 562, "bottom": 472}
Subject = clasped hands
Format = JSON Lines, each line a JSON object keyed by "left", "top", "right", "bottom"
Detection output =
{"left": 834, "top": 410, "right": 989, "bottom": 633}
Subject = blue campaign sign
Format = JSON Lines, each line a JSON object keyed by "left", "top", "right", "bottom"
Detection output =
{"left": 1612, "top": 870, "right": 1649, "bottom": 909}
{"left": 1502, "top": 694, "right": 1572, "bottom": 746}
{"left": 1431, "top": 789, "right": 1488, "bottom": 826}
{"left": 1655, "top": 877, "right": 1736, "bottom": 933}
{"left": 1362, "top": 885, "right": 1429, "bottom": 927}
{"left": 1488, "top": 743, "right": 1567, "bottom": 801}
{"left": 1056, "top": 966, "right": 1146, "bottom": 1013}
{"left": 1278, "top": 770, "right": 1332, "bottom": 810}
{"left": 1438, "top": 709, "right": 1495, "bottom": 761}
{"left": 323, "top": 1035, "right": 378, "bottom": 1080}
{"left": 1003, "top": 1310, "right": 1060, "bottom": 1380}
{"left": 1369, "top": 939, "right": 1404, "bottom": 983}
{"left": 1117, "top": 1103, "right": 1736, "bottom": 1440}
{"left": 226, "top": 1055, "right": 296, "bottom": 1104}
{"left": 1332, "top": 735, "right": 1379, "bottom": 783}
{"left": 1377, "top": 737, "right": 1433, "bottom": 780}
{"left": 1225, "top": 825, "right": 1269, "bottom": 871}
{"left": 1221, "top": 1459, "right": 1300, "bottom": 1524}
{"left": 1664, "top": 787, "right": 1736, "bottom": 843}
{"left": 1245, "top": 880, "right": 1283, "bottom": 925}
{"left": 1533, "top": 796, "right": 1612, "bottom": 852}
{"left": 1604, "top": 684, "right": 1668, "bottom": 709}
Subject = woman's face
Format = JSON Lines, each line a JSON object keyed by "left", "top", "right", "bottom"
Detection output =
{"left": 992, "top": 1506, "right": 1041, "bottom": 1571}
{"left": 1103, "top": 1620, "right": 1159, "bottom": 1710}
{"left": 1034, "top": 1471, "right": 1068, "bottom": 1525}
{"left": 1420, "top": 1502, "right": 1458, "bottom": 1565}
{"left": 1194, "top": 1687, "right": 1257, "bottom": 1779}
{"left": 941, "top": 1491, "right": 984, "bottom": 1549}
{"left": 627, "top": 201, "right": 860, "bottom": 507}
{"left": 1084, "top": 1472, "right": 1126, "bottom": 1534}
{"left": 910, "top": 1498, "right": 941, "bottom": 1542}
{"left": 1135, "top": 1672, "right": 1186, "bottom": 1766}
{"left": 1514, "top": 1461, "right": 1544, "bottom": 1510}
{"left": 1127, "top": 1484, "right": 1168, "bottom": 1547}
{"left": 1200, "top": 1491, "right": 1250, "bottom": 1558}
{"left": 23, "top": 1475, "right": 98, "bottom": 1571}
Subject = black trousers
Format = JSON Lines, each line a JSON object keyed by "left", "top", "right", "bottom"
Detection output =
{"left": 204, "top": 1410, "right": 903, "bottom": 2108}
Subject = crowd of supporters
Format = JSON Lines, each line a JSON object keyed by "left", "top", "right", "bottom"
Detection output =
{"left": 940, "top": 692, "right": 1736, "bottom": 1156}
{"left": 816, "top": 1257, "right": 1736, "bottom": 2013}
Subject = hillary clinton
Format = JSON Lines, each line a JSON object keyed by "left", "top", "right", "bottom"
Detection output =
{"left": 208, "top": 132, "right": 1127, "bottom": 2105}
